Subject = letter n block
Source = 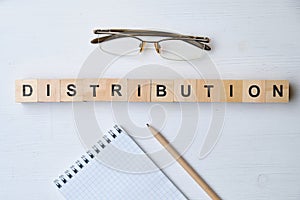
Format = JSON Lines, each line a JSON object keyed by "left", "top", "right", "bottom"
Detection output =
{"left": 151, "top": 80, "right": 173, "bottom": 102}
{"left": 242, "top": 80, "right": 265, "bottom": 103}
{"left": 38, "top": 79, "right": 60, "bottom": 102}
{"left": 127, "top": 79, "right": 151, "bottom": 102}
{"left": 266, "top": 80, "right": 289, "bottom": 103}
{"left": 15, "top": 79, "right": 38, "bottom": 102}
{"left": 174, "top": 79, "right": 197, "bottom": 102}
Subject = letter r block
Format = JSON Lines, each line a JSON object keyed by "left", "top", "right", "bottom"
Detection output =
{"left": 151, "top": 80, "right": 174, "bottom": 102}
{"left": 15, "top": 79, "right": 38, "bottom": 102}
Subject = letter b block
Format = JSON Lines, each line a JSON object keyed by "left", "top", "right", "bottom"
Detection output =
{"left": 151, "top": 80, "right": 174, "bottom": 102}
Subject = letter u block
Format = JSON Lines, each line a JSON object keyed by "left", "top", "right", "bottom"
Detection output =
{"left": 174, "top": 79, "right": 197, "bottom": 102}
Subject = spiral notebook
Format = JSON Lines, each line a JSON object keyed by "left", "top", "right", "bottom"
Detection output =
{"left": 53, "top": 125, "right": 187, "bottom": 200}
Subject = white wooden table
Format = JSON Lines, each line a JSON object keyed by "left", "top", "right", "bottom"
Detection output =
{"left": 0, "top": 0, "right": 299, "bottom": 199}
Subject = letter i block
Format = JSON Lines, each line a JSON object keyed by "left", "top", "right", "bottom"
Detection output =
{"left": 174, "top": 79, "right": 197, "bottom": 102}
{"left": 242, "top": 80, "right": 265, "bottom": 103}
{"left": 151, "top": 80, "right": 174, "bottom": 102}
{"left": 60, "top": 79, "right": 84, "bottom": 102}
{"left": 127, "top": 79, "right": 151, "bottom": 102}
{"left": 266, "top": 80, "right": 289, "bottom": 103}
{"left": 222, "top": 80, "right": 243, "bottom": 102}
{"left": 38, "top": 79, "right": 60, "bottom": 102}
{"left": 15, "top": 79, "right": 38, "bottom": 102}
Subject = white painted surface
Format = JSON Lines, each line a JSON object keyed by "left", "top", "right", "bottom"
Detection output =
{"left": 0, "top": 0, "right": 300, "bottom": 199}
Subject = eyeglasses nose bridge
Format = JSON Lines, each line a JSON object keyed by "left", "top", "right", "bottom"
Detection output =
{"left": 154, "top": 42, "right": 161, "bottom": 54}
{"left": 139, "top": 41, "right": 146, "bottom": 52}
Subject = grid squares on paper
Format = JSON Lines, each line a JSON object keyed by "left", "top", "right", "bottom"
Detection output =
{"left": 56, "top": 128, "right": 186, "bottom": 200}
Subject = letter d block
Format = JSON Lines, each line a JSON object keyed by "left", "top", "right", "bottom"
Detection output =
{"left": 15, "top": 79, "right": 38, "bottom": 102}
{"left": 151, "top": 80, "right": 174, "bottom": 102}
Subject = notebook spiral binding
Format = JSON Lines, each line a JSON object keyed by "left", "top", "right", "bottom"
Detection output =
{"left": 54, "top": 125, "right": 123, "bottom": 189}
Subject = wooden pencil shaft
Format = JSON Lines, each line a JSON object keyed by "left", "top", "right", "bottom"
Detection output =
{"left": 148, "top": 124, "right": 221, "bottom": 200}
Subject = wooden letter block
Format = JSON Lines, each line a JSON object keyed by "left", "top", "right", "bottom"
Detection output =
{"left": 83, "top": 79, "right": 127, "bottom": 101}
{"left": 37, "top": 79, "right": 60, "bottom": 102}
{"left": 266, "top": 80, "right": 289, "bottom": 103}
{"left": 127, "top": 79, "right": 151, "bottom": 102}
{"left": 196, "top": 80, "right": 223, "bottom": 102}
{"left": 15, "top": 79, "right": 38, "bottom": 102}
{"left": 222, "top": 80, "right": 243, "bottom": 102}
{"left": 151, "top": 80, "right": 174, "bottom": 102}
{"left": 174, "top": 79, "right": 197, "bottom": 102}
{"left": 242, "top": 80, "right": 265, "bottom": 103}
{"left": 60, "top": 79, "right": 83, "bottom": 102}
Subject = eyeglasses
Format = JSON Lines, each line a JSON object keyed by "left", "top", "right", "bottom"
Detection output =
{"left": 91, "top": 29, "right": 211, "bottom": 61}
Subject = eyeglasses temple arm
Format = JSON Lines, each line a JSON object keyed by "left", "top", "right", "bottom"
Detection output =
{"left": 94, "top": 29, "right": 210, "bottom": 43}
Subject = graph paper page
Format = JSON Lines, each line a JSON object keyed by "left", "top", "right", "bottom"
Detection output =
{"left": 56, "top": 129, "right": 187, "bottom": 200}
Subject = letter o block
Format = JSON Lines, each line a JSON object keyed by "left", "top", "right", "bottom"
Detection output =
{"left": 242, "top": 80, "right": 265, "bottom": 103}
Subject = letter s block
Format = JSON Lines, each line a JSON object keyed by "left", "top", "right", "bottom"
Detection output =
{"left": 15, "top": 79, "right": 38, "bottom": 102}
{"left": 60, "top": 79, "right": 83, "bottom": 102}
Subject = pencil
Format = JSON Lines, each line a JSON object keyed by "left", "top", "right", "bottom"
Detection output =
{"left": 146, "top": 124, "right": 221, "bottom": 200}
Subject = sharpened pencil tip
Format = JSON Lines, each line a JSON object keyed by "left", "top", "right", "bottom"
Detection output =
{"left": 146, "top": 123, "right": 149, "bottom": 127}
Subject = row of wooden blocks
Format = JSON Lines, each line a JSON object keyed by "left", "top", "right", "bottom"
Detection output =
{"left": 15, "top": 79, "right": 289, "bottom": 103}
